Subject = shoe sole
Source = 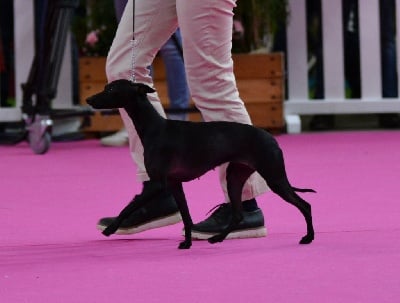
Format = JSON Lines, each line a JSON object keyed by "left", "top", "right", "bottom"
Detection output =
{"left": 190, "top": 226, "right": 267, "bottom": 240}
{"left": 97, "top": 212, "right": 182, "bottom": 235}
{"left": 100, "top": 140, "right": 129, "bottom": 147}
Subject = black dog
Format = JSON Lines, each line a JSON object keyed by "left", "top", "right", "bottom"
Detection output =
{"left": 87, "top": 79, "right": 315, "bottom": 249}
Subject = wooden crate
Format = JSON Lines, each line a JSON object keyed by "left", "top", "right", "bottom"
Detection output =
{"left": 233, "top": 53, "right": 284, "bottom": 130}
{"left": 79, "top": 53, "right": 284, "bottom": 132}
{"left": 79, "top": 57, "right": 124, "bottom": 132}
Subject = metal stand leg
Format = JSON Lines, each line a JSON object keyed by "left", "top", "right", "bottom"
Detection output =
{"left": 21, "top": 0, "right": 79, "bottom": 154}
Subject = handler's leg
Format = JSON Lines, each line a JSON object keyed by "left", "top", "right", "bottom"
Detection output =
{"left": 106, "top": 0, "right": 179, "bottom": 181}
{"left": 177, "top": 0, "right": 268, "bottom": 239}
{"left": 98, "top": 0, "right": 182, "bottom": 234}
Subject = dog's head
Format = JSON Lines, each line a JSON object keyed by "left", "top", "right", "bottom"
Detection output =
{"left": 86, "top": 79, "right": 155, "bottom": 109}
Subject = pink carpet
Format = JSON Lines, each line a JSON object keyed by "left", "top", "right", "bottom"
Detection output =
{"left": 1, "top": 130, "right": 399, "bottom": 302}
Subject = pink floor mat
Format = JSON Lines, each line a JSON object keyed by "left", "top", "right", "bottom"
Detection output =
{"left": 1, "top": 130, "right": 399, "bottom": 302}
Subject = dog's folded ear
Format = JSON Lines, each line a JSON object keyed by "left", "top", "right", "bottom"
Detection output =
{"left": 136, "top": 83, "right": 156, "bottom": 95}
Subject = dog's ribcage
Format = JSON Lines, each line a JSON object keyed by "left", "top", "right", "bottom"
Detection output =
{"left": 144, "top": 120, "right": 280, "bottom": 182}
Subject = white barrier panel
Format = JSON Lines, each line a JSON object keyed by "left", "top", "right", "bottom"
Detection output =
{"left": 285, "top": 0, "right": 400, "bottom": 133}
{"left": 0, "top": 0, "right": 33, "bottom": 122}
{"left": 0, "top": 0, "right": 74, "bottom": 123}
{"left": 321, "top": 0, "right": 344, "bottom": 100}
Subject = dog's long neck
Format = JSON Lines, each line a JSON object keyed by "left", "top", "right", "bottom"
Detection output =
{"left": 124, "top": 94, "right": 166, "bottom": 144}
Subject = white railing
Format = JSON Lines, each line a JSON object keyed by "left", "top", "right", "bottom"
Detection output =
{"left": 3, "top": 0, "right": 400, "bottom": 133}
{"left": 285, "top": 0, "right": 400, "bottom": 133}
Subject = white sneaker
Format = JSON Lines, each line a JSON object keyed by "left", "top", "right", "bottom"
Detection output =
{"left": 100, "top": 128, "right": 129, "bottom": 146}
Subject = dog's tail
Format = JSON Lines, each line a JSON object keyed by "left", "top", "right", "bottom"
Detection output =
{"left": 292, "top": 187, "right": 316, "bottom": 193}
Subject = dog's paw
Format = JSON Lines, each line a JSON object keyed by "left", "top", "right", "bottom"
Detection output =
{"left": 208, "top": 234, "right": 226, "bottom": 244}
{"left": 102, "top": 227, "right": 115, "bottom": 237}
{"left": 178, "top": 240, "right": 192, "bottom": 249}
{"left": 299, "top": 234, "right": 314, "bottom": 244}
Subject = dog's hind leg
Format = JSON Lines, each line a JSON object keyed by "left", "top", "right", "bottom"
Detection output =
{"left": 168, "top": 181, "right": 194, "bottom": 249}
{"left": 266, "top": 179, "right": 314, "bottom": 244}
{"left": 208, "top": 162, "right": 256, "bottom": 244}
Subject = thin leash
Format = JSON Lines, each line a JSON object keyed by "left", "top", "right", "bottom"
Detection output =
{"left": 130, "top": 0, "right": 137, "bottom": 83}
{"left": 129, "top": 0, "right": 184, "bottom": 83}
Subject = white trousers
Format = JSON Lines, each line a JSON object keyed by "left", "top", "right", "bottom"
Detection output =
{"left": 106, "top": 0, "right": 269, "bottom": 201}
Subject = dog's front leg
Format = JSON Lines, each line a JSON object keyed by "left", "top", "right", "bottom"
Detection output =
{"left": 168, "top": 181, "right": 193, "bottom": 249}
{"left": 102, "top": 181, "right": 165, "bottom": 236}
